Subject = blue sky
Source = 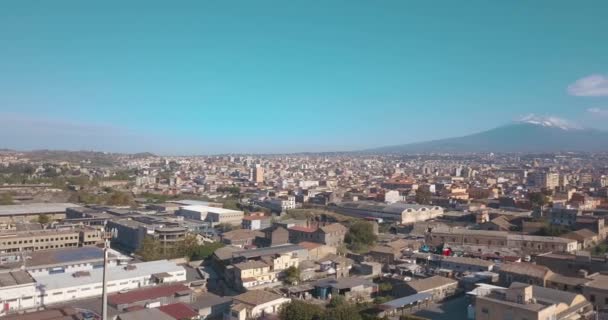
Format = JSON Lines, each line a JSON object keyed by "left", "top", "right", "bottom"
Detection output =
{"left": 1, "top": 1, "right": 608, "bottom": 154}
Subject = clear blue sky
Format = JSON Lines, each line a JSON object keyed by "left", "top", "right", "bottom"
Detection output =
{"left": 1, "top": 0, "right": 607, "bottom": 154}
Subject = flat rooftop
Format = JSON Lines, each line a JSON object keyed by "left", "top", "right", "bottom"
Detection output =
{"left": 180, "top": 205, "right": 243, "bottom": 215}
{"left": 0, "top": 203, "right": 80, "bottom": 216}
{"left": 33, "top": 260, "right": 185, "bottom": 290}
{"left": 0, "top": 270, "right": 35, "bottom": 287}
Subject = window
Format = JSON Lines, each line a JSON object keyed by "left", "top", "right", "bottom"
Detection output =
{"left": 590, "top": 295, "right": 596, "bottom": 302}
{"left": 481, "top": 308, "right": 489, "bottom": 314}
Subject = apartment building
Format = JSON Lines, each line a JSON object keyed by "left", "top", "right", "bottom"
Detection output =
{"left": 0, "top": 227, "right": 104, "bottom": 253}
{"left": 229, "top": 260, "right": 274, "bottom": 290}
{"left": 475, "top": 283, "right": 592, "bottom": 320}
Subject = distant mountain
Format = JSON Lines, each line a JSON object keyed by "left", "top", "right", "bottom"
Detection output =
{"left": 367, "top": 120, "right": 608, "bottom": 153}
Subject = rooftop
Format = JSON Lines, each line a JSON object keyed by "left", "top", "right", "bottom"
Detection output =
{"left": 0, "top": 270, "right": 35, "bottom": 287}
{"left": 233, "top": 289, "right": 285, "bottom": 306}
{"left": 180, "top": 205, "right": 243, "bottom": 215}
{"left": 33, "top": 260, "right": 185, "bottom": 290}
{"left": 108, "top": 283, "right": 191, "bottom": 306}
{"left": 158, "top": 303, "right": 198, "bottom": 319}
{"left": 116, "top": 308, "right": 174, "bottom": 320}
{"left": 406, "top": 276, "right": 457, "bottom": 293}
{"left": 0, "top": 203, "right": 80, "bottom": 216}
{"left": 232, "top": 244, "right": 304, "bottom": 259}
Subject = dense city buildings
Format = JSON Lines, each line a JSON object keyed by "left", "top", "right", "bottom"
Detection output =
{"left": 1, "top": 150, "right": 608, "bottom": 320}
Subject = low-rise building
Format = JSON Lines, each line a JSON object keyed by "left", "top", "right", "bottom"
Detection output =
{"left": 498, "top": 262, "right": 554, "bottom": 287}
{"left": 177, "top": 205, "right": 244, "bottom": 226}
{"left": 0, "top": 203, "right": 80, "bottom": 223}
{"left": 0, "top": 271, "right": 37, "bottom": 316}
{"left": 475, "top": 283, "right": 593, "bottom": 320}
{"left": 313, "top": 277, "right": 377, "bottom": 302}
{"left": 32, "top": 260, "right": 187, "bottom": 306}
{"left": 0, "top": 226, "right": 104, "bottom": 253}
{"left": 288, "top": 223, "right": 347, "bottom": 247}
{"left": 221, "top": 229, "right": 263, "bottom": 248}
{"left": 398, "top": 276, "right": 458, "bottom": 302}
{"left": 582, "top": 274, "right": 608, "bottom": 310}
{"left": 241, "top": 214, "right": 271, "bottom": 230}
{"left": 227, "top": 290, "right": 290, "bottom": 320}
{"left": 331, "top": 202, "right": 443, "bottom": 224}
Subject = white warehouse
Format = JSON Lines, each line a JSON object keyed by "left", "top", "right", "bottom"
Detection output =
{"left": 0, "top": 260, "right": 186, "bottom": 314}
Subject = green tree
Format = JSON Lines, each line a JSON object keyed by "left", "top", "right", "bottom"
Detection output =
{"left": 190, "top": 242, "right": 225, "bottom": 260}
{"left": 284, "top": 266, "right": 300, "bottom": 284}
{"left": 378, "top": 282, "right": 392, "bottom": 293}
{"left": 328, "top": 295, "right": 346, "bottom": 308}
{"left": 415, "top": 189, "right": 432, "bottom": 205}
{"left": 216, "top": 223, "right": 238, "bottom": 232}
{"left": 0, "top": 193, "right": 14, "bottom": 205}
{"left": 137, "top": 237, "right": 162, "bottom": 261}
{"left": 528, "top": 192, "right": 549, "bottom": 207}
{"left": 279, "top": 300, "right": 323, "bottom": 320}
{"left": 37, "top": 214, "right": 50, "bottom": 224}
{"left": 345, "top": 221, "right": 378, "bottom": 253}
{"left": 324, "top": 303, "right": 362, "bottom": 320}
{"left": 106, "top": 191, "right": 134, "bottom": 206}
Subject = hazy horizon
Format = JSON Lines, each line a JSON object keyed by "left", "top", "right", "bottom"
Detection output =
{"left": 1, "top": 1, "right": 608, "bottom": 154}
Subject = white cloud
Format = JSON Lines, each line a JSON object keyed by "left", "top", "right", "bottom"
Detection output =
{"left": 518, "top": 114, "right": 580, "bottom": 130}
{"left": 587, "top": 107, "right": 608, "bottom": 116}
{"left": 567, "top": 74, "right": 608, "bottom": 96}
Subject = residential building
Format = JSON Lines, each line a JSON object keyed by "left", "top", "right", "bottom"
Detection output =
{"left": 582, "top": 274, "right": 608, "bottom": 310}
{"left": 241, "top": 214, "right": 271, "bottom": 230}
{"left": 252, "top": 166, "right": 264, "bottom": 184}
{"left": 475, "top": 283, "right": 593, "bottom": 320}
{"left": 221, "top": 229, "right": 263, "bottom": 248}
{"left": 227, "top": 290, "right": 290, "bottom": 320}
{"left": 288, "top": 223, "right": 347, "bottom": 247}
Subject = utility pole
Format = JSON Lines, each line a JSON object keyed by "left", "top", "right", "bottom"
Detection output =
{"left": 101, "top": 225, "right": 112, "bottom": 320}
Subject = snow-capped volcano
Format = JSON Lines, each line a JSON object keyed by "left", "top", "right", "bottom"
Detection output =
{"left": 366, "top": 117, "right": 608, "bottom": 153}
{"left": 517, "top": 114, "right": 580, "bottom": 130}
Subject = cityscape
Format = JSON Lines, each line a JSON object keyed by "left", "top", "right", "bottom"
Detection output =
{"left": 2, "top": 1, "right": 608, "bottom": 320}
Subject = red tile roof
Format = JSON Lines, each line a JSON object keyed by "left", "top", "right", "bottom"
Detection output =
{"left": 159, "top": 303, "right": 198, "bottom": 320}
{"left": 108, "top": 284, "right": 191, "bottom": 306}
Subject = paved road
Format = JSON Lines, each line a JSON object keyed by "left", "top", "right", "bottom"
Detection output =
{"left": 412, "top": 295, "right": 470, "bottom": 320}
